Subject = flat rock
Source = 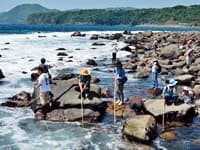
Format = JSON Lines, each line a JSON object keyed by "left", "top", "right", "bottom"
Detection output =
{"left": 173, "top": 74, "right": 194, "bottom": 85}
{"left": 122, "top": 115, "right": 157, "bottom": 143}
{"left": 143, "top": 99, "right": 196, "bottom": 121}
{"left": 45, "top": 108, "right": 101, "bottom": 122}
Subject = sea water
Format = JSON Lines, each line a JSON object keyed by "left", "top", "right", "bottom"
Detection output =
{"left": 0, "top": 25, "right": 200, "bottom": 150}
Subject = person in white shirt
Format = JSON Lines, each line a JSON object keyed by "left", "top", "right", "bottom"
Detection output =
{"left": 35, "top": 66, "right": 51, "bottom": 106}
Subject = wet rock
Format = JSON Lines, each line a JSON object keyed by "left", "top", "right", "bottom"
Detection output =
{"left": 146, "top": 88, "right": 162, "bottom": 96}
{"left": 101, "top": 88, "right": 112, "bottom": 98}
{"left": 1, "top": 91, "right": 31, "bottom": 107}
{"left": 121, "top": 46, "right": 132, "bottom": 52}
{"left": 45, "top": 108, "right": 101, "bottom": 122}
{"left": 160, "top": 44, "right": 181, "bottom": 59}
{"left": 109, "top": 33, "right": 123, "bottom": 40}
{"left": 193, "top": 85, "right": 200, "bottom": 99}
{"left": 86, "top": 59, "right": 97, "bottom": 66}
{"left": 122, "top": 115, "right": 157, "bottom": 143}
{"left": 173, "top": 74, "right": 194, "bottom": 85}
{"left": 144, "top": 99, "right": 197, "bottom": 122}
{"left": 0, "top": 69, "right": 5, "bottom": 79}
{"left": 58, "top": 57, "right": 63, "bottom": 61}
{"left": 53, "top": 73, "right": 78, "bottom": 80}
{"left": 38, "top": 35, "right": 46, "bottom": 38}
{"left": 5, "top": 42, "right": 10, "bottom": 45}
{"left": 106, "top": 102, "right": 136, "bottom": 118}
{"left": 127, "top": 96, "right": 144, "bottom": 113}
{"left": 134, "top": 68, "right": 150, "bottom": 78}
{"left": 56, "top": 48, "right": 66, "bottom": 51}
{"left": 57, "top": 52, "right": 68, "bottom": 56}
{"left": 91, "top": 77, "right": 100, "bottom": 83}
{"left": 71, "top": 31, "right": 86, "bottom": 37}
{"left": 160, "top": 129, "right": 176, "bottom": 141}
{"left": 9, "top": 91, "right": 31, "bottom": 101}
{"left": 123, "top": 30, "right": 132, "bottom": 35}
{"left": 92, "top": 42, "right": 105, "bottom": 46}
{"left": 90, "top": 34, "right": 98, "bottom": 40}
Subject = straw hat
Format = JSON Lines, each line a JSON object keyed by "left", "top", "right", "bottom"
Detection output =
{"left": 168, "top": 79, "right": 178, "bottom": 87}
{"left": 80, "top": 68, "right": 91, "bottom": 75}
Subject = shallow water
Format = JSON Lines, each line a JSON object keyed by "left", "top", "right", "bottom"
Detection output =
{"left": 0, "top": 30, "right": 200, "bottom": 150}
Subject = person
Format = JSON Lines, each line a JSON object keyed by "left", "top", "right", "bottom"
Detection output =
{"left": 185, "top": 48, "right": 195, "bottom": 67}
{"left": 114, "top": 60, "right": 126, "bottom": 105}
{"left": 112, "top": 44, "right": 118, "bottom": 64}
{"left": 162, "top": 79, "right": 179, "bottom": 105}
{"left": 151, "top": 38, "right": 158, "bottom": 52}
{"left": 78, "top": 68, "right": 91, "bottom": 99}
{"left": 39, "top": 58, "right": 52, "bottom": 82}
{"left": 181, "top": 86, "right": 192, "bottom": 104}
{"left": 152, "top": 60, "right": 161, "bottom": 89}
{"left": 34, "top": 66, "right": 51, "bottom": 106}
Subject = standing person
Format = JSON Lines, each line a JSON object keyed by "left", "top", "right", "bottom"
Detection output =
{"left": 34, "top": 66, "right": 51, "bottom": 106}
{"left": 114, "top": 60, "right": 127, "bottom": 105}
{"left": 152, "top": 38, "right": 158, "bottom": 52}
{"left": 39, "top": 58, "right": 52, "bottom": 82}
{"left": 112, "top": 44, "right": 118, "bottom": 64}
{"left": 78, "top": 68, "right": 91, "bottom": 99}
{"left": 162, "top": 79, "right": 179, "bottom": 105}
{"left": 152, "top": 60, "right": 161, "bottom": 89}
{"left": 185, "top": 48, "right": 195, "bottom": 67}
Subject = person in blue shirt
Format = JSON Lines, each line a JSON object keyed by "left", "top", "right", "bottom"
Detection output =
{"left": 113, "top": 60, "right": 126, "bottom": 105}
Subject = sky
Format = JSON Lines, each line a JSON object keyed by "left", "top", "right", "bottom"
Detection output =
{"left": 1, "top": 0, "right": 200, "bottom": 12}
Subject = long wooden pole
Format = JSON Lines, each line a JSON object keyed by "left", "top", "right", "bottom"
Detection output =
{"left": 114, "top": 77, "right": 116, "bottom": 123}
{"left": 162, "top": 99, "right": 165, "bottom": 130}
{"left": 81, "top": 93, "right": 84, "bottom": 126}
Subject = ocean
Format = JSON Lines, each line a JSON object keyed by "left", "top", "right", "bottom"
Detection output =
{"left": 0, "top": 24, "right": 200, "bottom": 150}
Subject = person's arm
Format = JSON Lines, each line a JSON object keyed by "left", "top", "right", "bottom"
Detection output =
{"left": 79, "top": 80, "right": 83, "bottom": 93}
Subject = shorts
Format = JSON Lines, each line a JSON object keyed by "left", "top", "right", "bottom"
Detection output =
{"left": 39, "top": 92, "right": 49, "bottom": 105}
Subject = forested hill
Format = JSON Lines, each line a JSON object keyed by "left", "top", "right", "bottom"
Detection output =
{"left": 27, "top": 5, "right": 200, "bottom": 26}
{"left": 0, "top": 4, "right": 58, "bottom": 24}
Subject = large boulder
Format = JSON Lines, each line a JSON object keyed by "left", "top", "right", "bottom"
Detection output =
{"left": 173, "top": 74, "right": 194, "bottom": 85}
{"left": 71, "top": 31, "right": 86, "bottom": 37}
{"left": 122, "top": 115, "right": 157, "bottom": 143}
{"left": 193, "top": 85, "right": 200, "bottom": 99}
{"left": 2, "top": 91, "right": 31, "bottom": 107}
{"left": 160, "top": 44, "right": 182, "bottom": 59}
{"left": 35, "top": 78, "right": 107, "bottom": 123}
{"left": 0, "top": 69, "right": 5, "bottom": 79}
{"left": 134, "top": 68, "right": 150, "bottom": 78}
{"left": 143, "top": 99, "right": 197, "bottom": 122}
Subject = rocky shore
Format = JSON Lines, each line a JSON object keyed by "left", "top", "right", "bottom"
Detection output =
{"left": 1, "top": 30, "right": 200, "bottom": 147}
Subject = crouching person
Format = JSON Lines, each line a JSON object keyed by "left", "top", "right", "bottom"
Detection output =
{"left": 163, "top": 79, "right": 179, "bottom": 105}
{"left": 77, "top": 68, "right": 91, "bottom": 99}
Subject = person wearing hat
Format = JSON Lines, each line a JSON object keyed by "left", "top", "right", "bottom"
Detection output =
{"left": 162, "top": 79, "right": 179, "bottom": 105}
{"left": 113, "top": 60, "right": 127, "bottom": 105}
{"left": 78, "top": 68, "right": 91, "bottom": 99}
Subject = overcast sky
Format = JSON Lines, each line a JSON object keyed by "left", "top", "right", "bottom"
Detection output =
{"left": 1, "top": 0, "right": 200, "bottom": 12}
